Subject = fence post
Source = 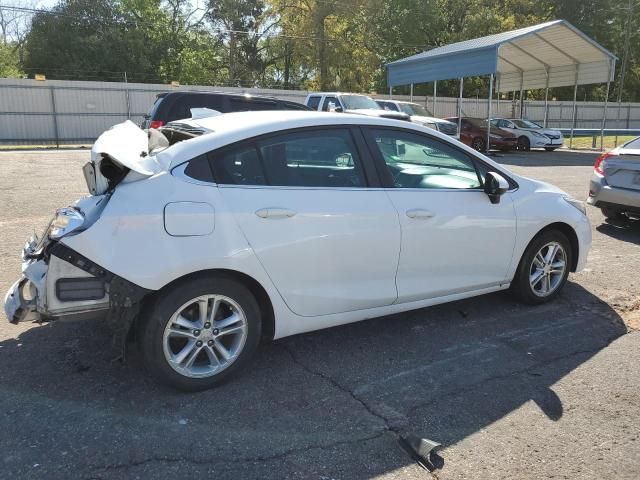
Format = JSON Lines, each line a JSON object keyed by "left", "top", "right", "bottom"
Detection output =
{"left": 49, "top": 86, "right": 59, "bottom": 148}
{"left": 124, "top": 71, "right": 131, "bottom": 120}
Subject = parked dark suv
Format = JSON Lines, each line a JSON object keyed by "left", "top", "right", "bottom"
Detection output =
{"left": 142, "top": 91, "right": 311, "bottom": 129}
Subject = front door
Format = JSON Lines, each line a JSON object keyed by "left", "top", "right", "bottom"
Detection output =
{"left": 364, "top": 127, "right": 517, "bottom": 303}
{"left": 212, "top": 127, "right": 401, "bottom": 317}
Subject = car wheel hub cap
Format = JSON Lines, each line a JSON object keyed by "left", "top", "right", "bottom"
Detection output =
{"left": 529, "top": 242, "right": 566, "bottom": 297}
{"left": 162, "top": 294, "right": 248, "bottom": 378}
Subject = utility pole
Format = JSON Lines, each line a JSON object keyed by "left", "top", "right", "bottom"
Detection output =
{"left": 614, "top": 0, "right": 633, "bottom": 144}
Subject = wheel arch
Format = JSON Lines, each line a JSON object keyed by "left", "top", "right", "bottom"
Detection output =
{"left": 526, "top": 222, "right": 580, "bottom": 272}
{"left": 137, "top": 268, "right": 276, "bottom": 342}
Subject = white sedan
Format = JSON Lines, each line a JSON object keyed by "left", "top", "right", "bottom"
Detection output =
{"left": 491, "top": 118, "right": 564, "bottom": 151}
{"left": 4, "top": 111, "right": 591, "bottom": 391}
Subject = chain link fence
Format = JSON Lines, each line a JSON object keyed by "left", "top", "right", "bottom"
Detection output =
{"left": 1, "top": 78, "right": 639, "bottom": 146}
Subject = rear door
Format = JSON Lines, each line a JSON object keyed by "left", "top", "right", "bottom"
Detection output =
{"left": 212, "top": 127, "right": 401, "bottom": 317}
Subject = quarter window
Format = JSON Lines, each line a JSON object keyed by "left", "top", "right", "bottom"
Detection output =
{"left": 209, "top": 145, "right": 266, "bottom": 185}
{"left": 257, "top": 130, "right": 366, "bottom": 188}
{"left": 369, "top": 129, "right": 482, "bottom": 189}
{"left": 306, "top": 96, "right": 321, "bottom": 110}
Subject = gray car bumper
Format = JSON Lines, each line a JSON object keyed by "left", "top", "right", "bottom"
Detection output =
{"left": 587, "top": 174, "right": 640, "bottom": 213}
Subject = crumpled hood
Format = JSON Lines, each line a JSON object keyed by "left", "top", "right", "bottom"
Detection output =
{"left": 91, "top": 120, "right": 161, "bottom": 175}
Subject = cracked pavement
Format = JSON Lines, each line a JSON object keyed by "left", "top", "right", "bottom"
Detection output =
{"left": 0, "top": 148, "right": 639, "bottom": 479}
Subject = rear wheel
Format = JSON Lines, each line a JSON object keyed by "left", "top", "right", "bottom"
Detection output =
{"left": 139, "top": 275, "right": 261, "bottom": 391}
{"left": 511, "top": 230, "right": 572, "bottom": 305}
{"left": 601, "top": 206, "right": 626, "bottom": 221}
{"left": 517, "top": 136, "right": 531, "bottom": 151}
{"left": 471, "top": 137, "right": 486, "bottom": 152}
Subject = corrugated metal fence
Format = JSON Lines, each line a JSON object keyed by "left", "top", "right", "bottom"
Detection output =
{"left": 1, "top": 78, "right": 639, "bottom": 146}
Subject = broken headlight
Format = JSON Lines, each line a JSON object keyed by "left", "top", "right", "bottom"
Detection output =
{"left": 49, "top": 207, "right": 85, "bottom": 240}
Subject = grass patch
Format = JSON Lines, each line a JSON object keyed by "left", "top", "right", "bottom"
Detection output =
{"left": 569, "top": 135, "right": 635, "bottom": 150}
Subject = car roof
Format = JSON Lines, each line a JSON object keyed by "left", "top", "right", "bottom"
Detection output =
{"left": 307, "top": 92, "right": 370, "bottom": 97}
{"left": 159, "top": 111, "right": 450, "bottom": 167}
{"left": 156, "top": 90, "right": 279, "bottom": 100}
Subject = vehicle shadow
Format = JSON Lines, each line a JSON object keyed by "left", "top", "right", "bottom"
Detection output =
{"left": 596, "top": 217, "right": 640, "bottom": 245}
{"left": 497, "top": 149, "right": 600, "bottom": 167}
{"left": 0, "top": 282, "right": 627, "bottom": 478}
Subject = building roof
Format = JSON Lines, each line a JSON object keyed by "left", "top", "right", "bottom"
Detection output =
{"left": 386, "top": 20, "right": 616, "bottom": 91}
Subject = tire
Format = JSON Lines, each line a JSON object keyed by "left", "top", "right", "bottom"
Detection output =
{"left": 471, "top": 137, "right": 486, "bottom": 152}
{"left": 138, "top": 275, "right": 262, "bottom": 391}
{"left": 601, "top": 206, "right": 626, "bottom": 221}
{"left": 510, "top": 230, "right": 572, "bottom": 305}
{"left": 517, "top": 136, "right": 531, "bottom": 151}
{"left": 544, "top": 147, "right": 557, "bottom": 152}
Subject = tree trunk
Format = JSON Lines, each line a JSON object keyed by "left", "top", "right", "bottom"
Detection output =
{"left": 283, "top": 40, "right": 291, "bottom": 89}
{"left": 314, "top": 8, "right": 328, "bottom": 90}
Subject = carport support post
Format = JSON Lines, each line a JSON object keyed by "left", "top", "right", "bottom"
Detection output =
{"left": 457, "top": 78, "right": 463, "bottom": 140}
{"left": 600, "top": 63, "right": 612, "bottom": 151}
{"left": 389, "top": 86, "right": 392, "bottom": 99}
{"left": 543, "top": 68, "right": 550, "bottom": 127}
{"left": 487, "top": 74, "right": 494, "bottom": 153}
{"left": 410, "top": 83, "right": 413, "bottom": 102}
{"left": 569, "top": 66, "right": 579, "bottom": 149}
{"left": 433, "top": 81, "right": 437, "bottom": 116}
{"left": 519, "top": 72, "right": 524, "bottom": 118}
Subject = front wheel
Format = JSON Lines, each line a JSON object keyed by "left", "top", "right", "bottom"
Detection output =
{"left": 139, "top": 275, "right": 262, "bottom": 391}
{"left": 517, "top": 136, "right": 530, "bottom": 151}
{"left": 471, "top": 137, "right": 486, "bottom": 152}
{"left": 510, "top": 230, "right": 572, "bottom": 305}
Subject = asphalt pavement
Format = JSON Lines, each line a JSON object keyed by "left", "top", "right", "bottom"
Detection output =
{"left": 0, "top": 148, "right": 638, "bottom": 479}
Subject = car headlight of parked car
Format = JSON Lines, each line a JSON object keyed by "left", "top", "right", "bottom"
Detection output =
{"left": 532, "top": 132, "right": 548, "bottom": 139}
{"left": 49, "top": 207, "right": 85, "bottom": 240}
{"left": 489, "top": 133, "right": 503, "bottom": 140}
{"left": 563, "top": 195, "right": 587, "bottom": 216}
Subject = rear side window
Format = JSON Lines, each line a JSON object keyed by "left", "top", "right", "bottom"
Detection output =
{"left": 379, "top": 101, "right": 399, "bottom": 112}
{"left": 229, "top": 97, "right": 278, "bottom": 111}
{"left": 277, "top": 100, "right": 310, "bottom": 111}
{"left": 306, "top": 96, "right": 321, "bottom": 110}
{"left": 183, "top": 154, "right": 215, "bottom": 182}
{"left": 168, "top": 94, "right": 225, "bottom": 121}
{"left": 209, "top": 146, "right": 266, "bottom": 185}
{"left": 257, "top": 130, "right": 366, "bottom": 188}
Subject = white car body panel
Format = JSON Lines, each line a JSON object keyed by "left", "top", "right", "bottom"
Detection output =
{"left": 6, "top": 111, "right": 591, "bottom": 341}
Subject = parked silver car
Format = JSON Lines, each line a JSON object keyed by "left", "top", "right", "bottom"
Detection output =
{"left": 587, "top": 136, "right": 640, "bottom": 220}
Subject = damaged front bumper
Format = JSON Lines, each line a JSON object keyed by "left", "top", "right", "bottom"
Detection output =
{"left": 4, "top": 236, "right": 149, "bottom": 328}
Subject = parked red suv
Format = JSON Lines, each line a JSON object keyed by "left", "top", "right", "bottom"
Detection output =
{"left": 446, "top": 117, "right": 517, "bottom": 152}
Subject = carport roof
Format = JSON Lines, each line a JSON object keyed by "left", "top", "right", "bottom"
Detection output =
{"left": 386, "top": 20, "right": 617, "bottom": 91}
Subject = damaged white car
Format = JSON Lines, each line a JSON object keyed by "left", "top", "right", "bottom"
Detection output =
{"left": 5, "top": 111, "right": 591, "bottom": 391}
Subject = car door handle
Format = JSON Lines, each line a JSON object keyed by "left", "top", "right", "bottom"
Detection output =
{"left": 255, "top": 208, "right": 297, "bottom": 219}
{"left": 406, "top": 208, "right": 435, "bottom": 219}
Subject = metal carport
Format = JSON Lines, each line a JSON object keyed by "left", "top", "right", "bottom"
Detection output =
{"left": 386, "top": 20, "right": 617, "bottom": 151}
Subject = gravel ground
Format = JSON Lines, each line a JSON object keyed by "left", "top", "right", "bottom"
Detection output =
{"left": 0, "top": 148, "right": 638, "bottom": 480}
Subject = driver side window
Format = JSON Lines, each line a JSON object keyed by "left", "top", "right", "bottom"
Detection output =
{"left": 369, "top": 129, "right": 482, "bottom": 190}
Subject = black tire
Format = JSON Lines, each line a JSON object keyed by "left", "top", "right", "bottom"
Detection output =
{"left": 471, "top": 137, "right": 486, "bottom": 152}
{"left": 138, "top": 275, "right": 262, "bottom": 391}
{"left": 517, "top": 136, "right": 531, "bottom": 151}
{"left": 510, "top": 230, "right": 572, "bottom": 305}
{"left": 544, "top": 147, "right": 557, "bottom": 152}
{"left": 601, "top": 206, "right": 626, "bottom": 221}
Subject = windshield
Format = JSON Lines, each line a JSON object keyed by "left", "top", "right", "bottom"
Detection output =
{"left": 341, "top": 95, "right": 380, "bottom": 110}
{"left": 400, "top": 103, "right": 430, "bottom": 116}
{"left": 512, "top": 119, "right": 542, "bottom": 129}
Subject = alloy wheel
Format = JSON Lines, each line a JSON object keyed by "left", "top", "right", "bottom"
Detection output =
{"left": 529, "top": 241, "right": 567, "bottom": 297}
{"left": 162, "top": 294, "right": 248, "bottom": 378}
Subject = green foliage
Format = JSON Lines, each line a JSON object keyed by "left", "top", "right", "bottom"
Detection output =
{"left": 4, "top": 0, "right": 640, "bottom": 100}
{"left": 0, "top": 42, "right": 23, "bottom": 77}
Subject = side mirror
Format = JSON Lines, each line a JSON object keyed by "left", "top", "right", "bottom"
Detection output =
{"left": 334, "top": 106, "right": 343, "bottom": 113}
{"left": 484, "top": 171, "right": 509, "bottom": 204}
